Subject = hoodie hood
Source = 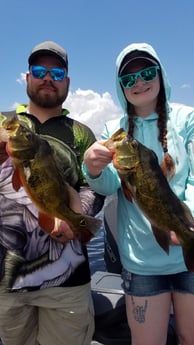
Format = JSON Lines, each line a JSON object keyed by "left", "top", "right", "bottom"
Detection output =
{"left": 116, "top": 43, "right": 171, "bottom": 115}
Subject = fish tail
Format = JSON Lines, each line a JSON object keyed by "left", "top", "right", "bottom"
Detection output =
{"left": 182, "top": 241, "right": 194, "bottom": 272}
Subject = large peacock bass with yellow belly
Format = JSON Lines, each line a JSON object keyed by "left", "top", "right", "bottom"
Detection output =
{"left": 0, "top": 117, "right": 101, "bottom": 243}
{"left": 104, "top": 128, "right": 194, "bottom": 271}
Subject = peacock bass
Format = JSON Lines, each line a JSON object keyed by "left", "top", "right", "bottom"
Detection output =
{"left": 0, "top": 117, "right": 101, "bottom": 243}
{"left": 104, "top": 128, "right": 194, "bottom": 271}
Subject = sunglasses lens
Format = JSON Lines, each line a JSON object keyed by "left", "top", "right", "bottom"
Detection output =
{"left": 30, "top": 66, "right": 66, "bottom": 81}
{"left": 50, "top": 68, "right": 65, "bottom": 81}
{"left": 119, "top": 74, "right": 137, "bottom": 88}
{"left": 31, "top": 66, "right": 47, "bottom": 79}
{"left": 141, "top": 66, "right": 158, "bottom": 82}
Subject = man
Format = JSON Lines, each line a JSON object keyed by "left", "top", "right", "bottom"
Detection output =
{"left": 0, "top": 41, "right": 104, "bottom": 345}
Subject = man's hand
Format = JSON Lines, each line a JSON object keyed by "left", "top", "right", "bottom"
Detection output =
{"left": 50, "top": 218, "right": 75, "bottom": 243}
{"left": 0, "top": 142, "right": 8, "bottom": 164}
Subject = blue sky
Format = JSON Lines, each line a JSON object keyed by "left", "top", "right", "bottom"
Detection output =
{"left": 1, "top": 0, "right": 194, "bottom": 136}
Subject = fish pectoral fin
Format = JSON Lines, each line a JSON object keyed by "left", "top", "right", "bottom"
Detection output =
{"left": 151, "top": 226, "right": 170, "bottom": 254}
{"left": 12, "top": 168, "right": 23, "bottom": 191}
{"left": 38, "top": 213, "right": 55, "bottom": 232}
{"left": 121, "top": 180, "right": 133, "bottom": 202}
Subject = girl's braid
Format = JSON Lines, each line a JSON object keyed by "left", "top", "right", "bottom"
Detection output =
{"left": 157, "top": 81, "right": 175, "bottom": 179}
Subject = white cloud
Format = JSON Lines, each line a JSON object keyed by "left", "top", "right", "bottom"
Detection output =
{"left": 11, "top": 102, "right": 20, "bottom": 110}
{"left": 65, "top": 89, "right": 122, "bottom": 138}
{"left": 180, "top": 84, "right": 191, "bottom": 89}
{"left": 16, "top": 72, "right": 26, "bottom": 85}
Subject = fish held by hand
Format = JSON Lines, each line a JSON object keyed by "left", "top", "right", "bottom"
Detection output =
{"left": 104, "top": 128, "right": 194, "bottom": 271}
{"left": 0, "top": 117, "right": 101, "bottom": 243}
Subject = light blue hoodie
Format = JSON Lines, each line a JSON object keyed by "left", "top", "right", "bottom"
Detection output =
{"left": 83, "top": 43, "right": 194, "bottom": 274}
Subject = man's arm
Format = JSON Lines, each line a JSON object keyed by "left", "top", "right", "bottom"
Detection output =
{"left": 79, "top": 186, "right": 105, "bottom": 216}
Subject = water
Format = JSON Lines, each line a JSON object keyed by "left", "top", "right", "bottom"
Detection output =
{"left": 87, "top": 198, "right": 116, "bottom": 275}
{"left": 87, "top": 225, "right": 106, "bottom": 274}
{"left": 87, "top": 219, "right": 107, "bottom": 345}
{"left": 87, "top": 209, "right": 106, "bottom": 274}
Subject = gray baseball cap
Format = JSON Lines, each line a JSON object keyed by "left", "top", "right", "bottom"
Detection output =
{"left": 28, "top": 41, "right": 68, "bottom": 69}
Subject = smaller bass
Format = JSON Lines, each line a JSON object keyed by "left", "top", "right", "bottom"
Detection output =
{"left": 0, "top": 117, "right": 101, "bottom": 243}
{"left": 104, "top": 128, "right": 194, "bottom": 271}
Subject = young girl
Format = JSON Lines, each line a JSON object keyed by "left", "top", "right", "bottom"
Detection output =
{"left": 82, "top": 43, "right": 194, "bottom": 345}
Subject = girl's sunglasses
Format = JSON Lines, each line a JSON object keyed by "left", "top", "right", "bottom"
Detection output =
{"left": 118, "top": 65, "right": 160, "bottom": 89}
{"left": 30, "top": 65, "right": 67, "bottom": 81}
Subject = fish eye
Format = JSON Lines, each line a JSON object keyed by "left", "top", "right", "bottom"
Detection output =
{"left": 26, "top": 133, "right": 31, "bottom": 138}
{"left": 80, "top": 219, "right": 86, "bottom": 227}
{"left": 131, "top": 140, "right": 138, "bottom": 148}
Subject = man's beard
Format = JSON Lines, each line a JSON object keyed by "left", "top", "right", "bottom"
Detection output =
{"left": 27, "top": 85, "right": 67, "bottom": 108}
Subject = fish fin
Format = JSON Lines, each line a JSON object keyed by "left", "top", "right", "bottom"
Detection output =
{"left": 180, "top": 202, "right": 194, "bottom": 228}
{"left": 160, "top": 152, "right": 175, "bottom": 180}
{"left": 12, "top": 168, "right": 22, "bottom": 191}
{"left": 76, "top": 215, "right": 102, "bottom": 244}
{"left": 182, "top": 243, "right": 194, "bottom": 272}
{"left": 38, "top": 213, "right": 55, "bottom": 232}
{"left": 76, "top": 229, "right": 94, "bottom": 244}
{"left": 151, "top": 226, "right": 170, "bottom": 254}
{"left": 121, "top": 181, "right": 133, "bottom": 202}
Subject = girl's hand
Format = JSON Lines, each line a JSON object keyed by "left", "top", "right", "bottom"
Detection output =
{"left": 170, "top": 231, "right": 181, "bottom": 245}
{"left": 84, "top": 141, "right": 113, "bottom": 177}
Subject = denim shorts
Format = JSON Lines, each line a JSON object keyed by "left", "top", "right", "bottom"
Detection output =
{"left": 121, "top": 269, "right": 194, "bottom": 296}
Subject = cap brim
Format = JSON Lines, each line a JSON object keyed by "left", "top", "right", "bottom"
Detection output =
{"left": 119, "top": 56, "right": 158, "bottom": 76}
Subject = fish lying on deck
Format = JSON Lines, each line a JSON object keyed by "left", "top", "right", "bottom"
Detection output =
{"left": 0, "top": 117, "right": 101, "bottom": 243}
{"left": 104, "top": 128, "right": 194, "bottom": 271}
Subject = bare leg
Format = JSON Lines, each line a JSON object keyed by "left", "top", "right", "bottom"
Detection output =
{"left": 125, "top": 293, "right": 171, "bottom": 345}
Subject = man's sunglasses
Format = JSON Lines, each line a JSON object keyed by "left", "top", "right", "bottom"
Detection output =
{"left": 118, "top": 65, "right": 160, "bottom": 89}
{"left": 30, "top": 65, "right": 67, "bottom": 81}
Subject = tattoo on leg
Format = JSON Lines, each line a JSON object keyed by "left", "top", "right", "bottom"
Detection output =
{"left": 131, "top": 296, "right": 148, "bottom": 323}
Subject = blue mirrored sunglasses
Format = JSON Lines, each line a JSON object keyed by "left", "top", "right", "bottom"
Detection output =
{"left": 119, "top": 65, "right": 160, "bottom": 89}
{"left": 30, "top": 65, "right": 67, "bottom": 81}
